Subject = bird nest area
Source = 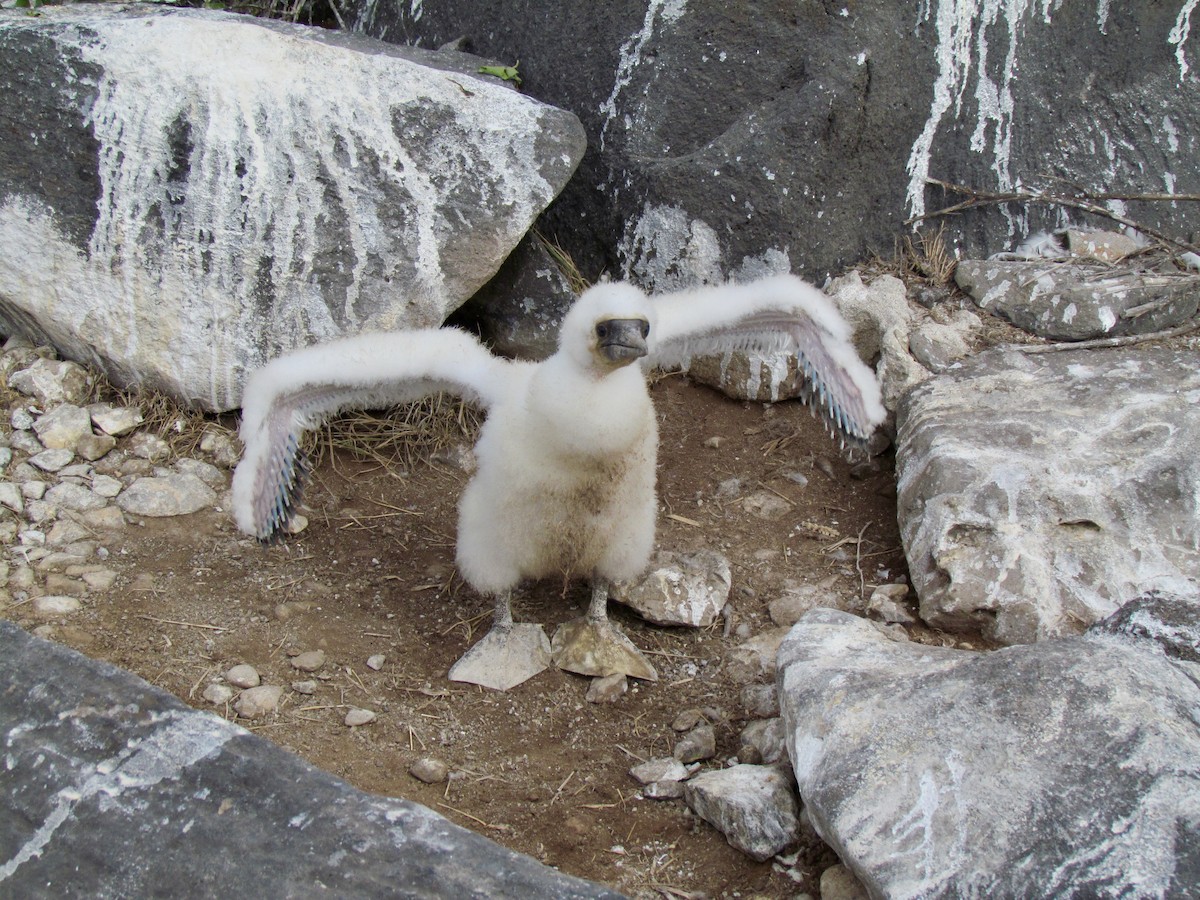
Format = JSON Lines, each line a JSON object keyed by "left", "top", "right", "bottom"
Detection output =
{"left": 1, "top": 357, "right": 990, "bottom": 898}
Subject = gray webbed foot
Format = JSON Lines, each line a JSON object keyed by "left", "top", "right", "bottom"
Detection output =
{"left": 447, "top": 591, "right": 551, "bottom": 691}
{"left": 550, "top": 580, "right": 658, "bottom": 682}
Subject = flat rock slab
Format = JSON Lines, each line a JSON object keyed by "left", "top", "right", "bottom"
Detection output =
{"left": 896, "top": 346, "right": 1200, "bottom": 644}
{"left": 0, "top": 621, "right": 623, "bottom": 899}
{"left": 0, "top": 5, "right": 585, "bottom": 410}
{"left": 955, "top": 260, "right": 1200, "bottom": 340}
{"left": 777, "top": 601, "right": 1200, "bottom": 898}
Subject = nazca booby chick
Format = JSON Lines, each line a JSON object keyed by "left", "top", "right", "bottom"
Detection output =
{"left": 232, "top": 274, "right": 886, "bottom": 691}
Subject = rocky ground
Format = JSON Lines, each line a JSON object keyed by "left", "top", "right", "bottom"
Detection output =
{"left": 0, "top": 326, "right": 994, "bottom": 898}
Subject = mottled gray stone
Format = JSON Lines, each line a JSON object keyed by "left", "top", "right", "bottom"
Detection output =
{"left": 0, "top": 4, "right": 585, "bottom": 411}
{"left": 0, "top": 621, "right": 623, "bottom": 898}
{"left": 6, "top": 359, "right": 91, "bottom": 406}
{"left": 44, "top": 482, "right": 108, "bottom": 513}
{"left": 88, "top": 404, "right": 144, "bottom": 437}
{"left": 896, "top": 347, "right": 1200, "bottom": 644}
{"left": 31, "top": 404, "right": 92, "bottom": 451}
{"left": 955, "top": 260, "right": 1200, "bottom": 340}
{"left": 629, "top": 757, "right": 689, "bottom": 786}
{"left": 612, "top": 549, "right": 731, "bottom": 627}
{"left": 777, "top": 601, "right": 1200, "bottom": 898}
{"left": 115, "top": 473, "right": 216, "bottom": 517}
{"left": 683, "top": 764, "right": 801, "bottom": 862}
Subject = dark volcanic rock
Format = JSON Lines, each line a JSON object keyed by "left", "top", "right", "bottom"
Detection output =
{"left": 342, "top": 1, "right": 1200, "bottom": 287}
{"left": 0, "top": 621, "right": 623, "bottom": 899}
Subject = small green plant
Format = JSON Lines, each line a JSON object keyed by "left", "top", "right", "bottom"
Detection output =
{"left": 478, "top": 61, "right": 522, "bottom": 86}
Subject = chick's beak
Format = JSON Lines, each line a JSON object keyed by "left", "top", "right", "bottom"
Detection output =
{"left": 596, "top": 318, "right": 650, "bottom": 364}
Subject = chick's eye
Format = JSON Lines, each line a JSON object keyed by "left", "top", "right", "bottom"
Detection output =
{"left": 640, "top": 321, "right": 650, "bottom": 338}
{"left": 596, "top": 324, "right": 609, "bottom": 339}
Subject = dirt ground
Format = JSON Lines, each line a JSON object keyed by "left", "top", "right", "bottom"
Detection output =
{"left": 8, "top": 373, "right": 953, "bottom": 898}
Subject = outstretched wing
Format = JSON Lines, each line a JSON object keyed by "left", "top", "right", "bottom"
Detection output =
{"left": 645, "top": 273, "right": 886, "bottom": 443}
{"left": 232, "top": 328, "right": 513, "bottom": 542}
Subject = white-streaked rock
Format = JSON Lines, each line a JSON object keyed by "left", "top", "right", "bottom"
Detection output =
{"left": 683, "top": 764, "right": 800, "bottom": 862}
{"left": 0, "top": 5, "right": 584, "bottom": 411}
{"left": 897, "top": 347, "right": 1200, "bottom": 644}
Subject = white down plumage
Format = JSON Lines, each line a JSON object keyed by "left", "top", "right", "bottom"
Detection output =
{"left": 232, "top": 274, "right": 886, "bottom": 690}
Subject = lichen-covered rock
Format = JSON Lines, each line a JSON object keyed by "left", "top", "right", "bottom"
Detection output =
{"left": 955, "top": 260, "right": 1200, "bottom": 340}
{"left": 612, "top": 549, "right": 730, "bottom": 627}
{"left": 777, "top": 600, "right": 1200, "bottom": 897}
{"left": 896, "top": 347, "right": 1200, "bottom": 644}
{"left": 0, "top": 5, "right": 585, "bottom": 410}
{"left": 683, "top": 764, "right": 800, "bottom": 862}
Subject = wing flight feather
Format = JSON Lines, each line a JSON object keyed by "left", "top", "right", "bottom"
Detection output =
{"left": 232, "top": 328, "right": 511, "bottom": 541}
{"left": 645, "top": 274, "right": 886, "bottom": 443}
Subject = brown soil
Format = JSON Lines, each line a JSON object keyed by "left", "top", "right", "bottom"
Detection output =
{"left": 6, "top": 375, "right": 945, "bottom": 898}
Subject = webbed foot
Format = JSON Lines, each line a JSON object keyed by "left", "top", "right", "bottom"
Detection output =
{"left": 448, "top": 623, "right": 551, "bottom": 691}
{"left": 550, "top": 617, "right": 658, "bottom": 682}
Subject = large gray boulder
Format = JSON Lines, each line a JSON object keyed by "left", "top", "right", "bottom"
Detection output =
{"left": 896, "top": 346, "right": 1200, "bottom": 645}
{"left": 777, "top": 598, "right": 1200, "bottom": 898}
{"left": 0, "top": 5, "right": 585, "bottom": 410}
{"left": 342, "top": 1, "right": 1200, "bottom": 287}
{"left": 0, "top": 621, "right": 623, "bottom": 898}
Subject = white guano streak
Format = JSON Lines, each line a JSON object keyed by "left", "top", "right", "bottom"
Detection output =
{"left": 910, "top": 1, "right": 1196, "bottom": 221}
{"left": 1170, "top": 0, "right": 1198, "bottom": 78}
{"left": 59, "top": 13, "right": 550, "bottom": 407}
{"left": 599, "top": 0, "right": 687, "bottom": 150}
{"left": 0, "top": 712, "right": 234, "bottom": 882}
{"left": 907, "top": 0, "right": 1040, "bottom": 222}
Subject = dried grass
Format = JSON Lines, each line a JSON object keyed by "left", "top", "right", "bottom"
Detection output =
{"left": 308, "top": 395, "right": 483, "bottom": 473}
{"left": 534, "top": 227, "right": 591, "bottom": 296}
{"left": 893, "top": 224, "right": 958, "bottom": 285}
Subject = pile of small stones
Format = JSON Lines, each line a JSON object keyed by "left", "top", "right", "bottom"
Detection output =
{"left": 0, "top": 337, "right": 238, "bottom": 634}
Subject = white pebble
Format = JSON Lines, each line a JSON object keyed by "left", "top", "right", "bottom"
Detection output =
{"left": 225, "top": 664, "right": 261, "bottom": 689}
{"left": 234, "top": 684, "right": 283, "bottom": 719}
{"left": 366, "top": 654, "right": 386, "bottom": 671}
{"left": 291, "top": 680, "right": 317, "bottom": 695}
{"left": 202, "top": 683, "right": 234, "bottom": 705}
{"left": 344, "top": 708, "right": 376, "bottom": 727}
{"left": 32, "top": 595, "right": 82, "bottom": 616}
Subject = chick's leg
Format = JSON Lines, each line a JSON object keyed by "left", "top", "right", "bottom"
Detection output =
{"left": 550, "top": 578, "right": 658, "bottom": 682}
{"left": 448, "top": 590, "right": 551, "bottom": 691}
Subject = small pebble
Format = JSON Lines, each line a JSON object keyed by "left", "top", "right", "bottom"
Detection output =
{"left": 225, "top": 663, "right": 261, "bottom": 689}
{"left": 409, "top": 757, "right": 450, "bottom": 784}
{"left": 29, "top": 448, "right": 75, "bottom": 472}
{"left": 32, "top": 595, "right": 82, "bottom": 616}
{"left": 674, "top": 724, "right": 717, "bottom": 764}
{"left": 344, "top": 707, "right": 376, "bottom": 727}
{"left": 630, "top": 757, "right": 689, "bottom": 785}
{"left": 291, "top": 680, "right": 317, "bottom": 695}
{"left": 586, "top": 672, "right": 628, "bottom": 704}
{"left": 234, "top": 684, "right": 283, "bottom": 719}
{"left": 703, "top": 436, "right": 723, "bottom": 449}
{"left": 644, "top": 781, "right": 686, "bottom": 800}
{"left": 290, "top": 649, "right": 326, "bottom": 672}
{"left": 671, "top": 708, "right": 707, "bottom": 732}
{"left": 366, "top": 654, "right": 386, "bottom": 671}
{"left": 202, "top": 683, "right": 234, "bottom": 705}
